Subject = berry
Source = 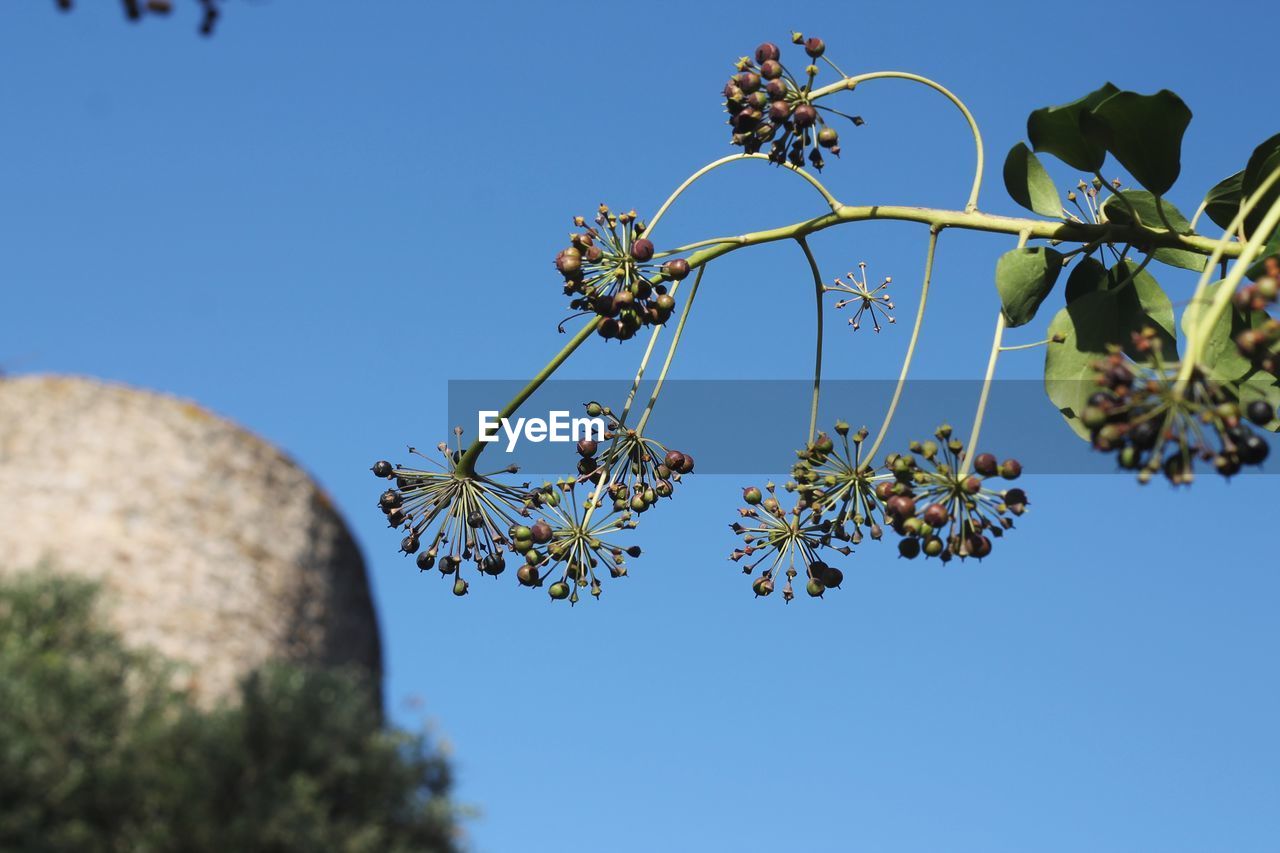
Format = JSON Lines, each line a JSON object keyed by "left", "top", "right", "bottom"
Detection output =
{"left": 769, "top": 100, "right": 791, "bottom": 122}
{"left": 664, "top": 450, "right": 686, "bottom": 470}
{"left": 755, "top": 42, "right": 781, "bottom": 63}
{"left": 817, "top": 127, "right": 839, "bottom": 149}
{"left": 663, "top": 258, "right": 690, "bottom": 280}
{"left": 400, "top": 534, "right": 419, "bottom": 555}
{"left": 921, "top": 503, "right": 949, "bottom": 527}
{"left": 531, "top": 520, "right": 553, "bottom": 544}
{"left": 806, "top": 579, "right": 825, "bottom": 598}
{"left": 898, "top": 538, "right": 921, "bottom": 559}
{"left": 517, "top": 565, "right": 540, "bottom": 586}
{"left": 804, "top": 37, "right": 825, "bottom": 57}
{"left": 467, "top": 510, "right": 485, "bottom": 528}
{"left": 585, "top": 401, "right": 604, "bottom": 417}
{"left": 372, "top": 460, "right": 394, "bottom": 478}
{"left": 973, "top": 453, "right": 998, "bottom": 477}
{"left": 482, "top": 553, "right": 506, "bottom": 576}
{"left": 452, "top": 578, "right": 469, "bottom": 596}
{"left": 1246, "top": 399, "right": 1275, "bottom": 425}
{"left": 752, "top": 576, "right": 775, "bottom": 597}
{"left": 416, "top": 552, "right": 435, "bottom": 571}
{"left": 999, "top": 459, "right": 1022, "bottom": 480}
{"left": 743, "top": 486, "right": 763, "bottom": 505}
{"left": 379, "top": 489, "right": 401, "bottom": 510}
{"left": 630, "top": 238, "right": 655, "bottom": 262}
{"left": 1239, "top": 433, "right": 1270, "bottom": 465}
{"left": 577, "top": 439, "right": 598, "bottom": 457}
{"left": 549, "top": 582, "right": 571, "bottom": 601}
{"left": 792, "top": 103, "right": 817, "bottom": 128}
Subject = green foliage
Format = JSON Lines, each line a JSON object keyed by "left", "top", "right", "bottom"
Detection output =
{"left": 1002, "top": 143, "right": 1062, "bottom": 217}
{"left": 994, "top": 246, "right": 1064, "bottom": 327}
{"left": 1203, "top": 171, "right": 1244, "bottom": 231}
{"left": 1027, "top": 82, "right": 1118, "bottom": 172}
{"left": 1081, "top": 90, "right": 1191, "bottom": 196}
{"left": 0, "top": 573, "right": 459, "bottom": 853}
{"left": 1098, "top": 191, "right": 1206, "bottom": 271}
{"left": 1243, "top": 133, "right": 1280, "bottom": 237}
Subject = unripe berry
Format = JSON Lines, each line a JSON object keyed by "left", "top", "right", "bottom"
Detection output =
{"left": 999, "top": 459, "right": 1022, "bottom": 480}
{"left": 752, "top": 576, "right": 775, "bottom": 597}
{"left": 664, "top": 449, "right": 686, "bottom": 470}
{"left": 769, "top": 100, "right": 791, "bottom": 122}
{"left": 530, "top": 520, "right": 553, "bottom": 544}
{"left": 792, "top": 103, "right": 817, "bottom": 128}
{"left": 921, "top": 503, "right": 948, "bottom": 527}
{"left": 804, "top": 37, "right": 825, "bottom": 57}
{"left": 517, "top": 565, "right": 540, "bottom": 586}
{"left": 630, "top": 238, "right": 655, "bottom": 262}
{"left": 549, "top": 582, "right": 571, "bottom": 600}
{"left": 806, "top": 578, "right": 825, "bottom": 597}
{"left": 973, "top": 453, "right": 998, "bottom": 477}
{"left": 736, "top": 71, "right": 761, "bottom": 94}
{"left": 759, "top": 59, "right": 783, "bottom": 80}
{"left": 663, "top": 258, "right": 690, "bottom": 280}
{"left": 755, "top": 42, "right": 781, "bottom": 63}
{"left": 452, "top": 578, "right": 469, "bottom": 596}
{"left": 743, "top": 486, "right": 763, "bottom": 505}
{"left": 817, "top": 127, "right": 838, "bottom": 149}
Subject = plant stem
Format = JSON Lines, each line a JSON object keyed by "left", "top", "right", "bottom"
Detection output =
{"left": 797, "top": 237, "right": 824, "bottom": 445}
{"left": 865, "top": 227, "right": 941, "bottom": 460}
{"left": 959, "top": 231, "right": 1029, "bottom": 476}
{"left": 456, "top": 317, "right": 600, "bottom": 476}
{"left": 809, "top": 71, "right": 985, "bottom": 212}
{"left": 619, "top": 278, "right": 683, "bottom": 425}
{"left": 646, "top": 153, "right": 841, "bottom": 242}
{"left": 636, "top": 266, "right": 705, "bottom": 434}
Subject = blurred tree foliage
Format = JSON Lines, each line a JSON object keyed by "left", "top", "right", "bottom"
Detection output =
{"left": 0, "top": 573, "right": 460, "bottom": 853}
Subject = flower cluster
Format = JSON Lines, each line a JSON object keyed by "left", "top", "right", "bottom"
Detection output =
{"left": 1081, "top": 341, "right": 1273, "bottom": 484}
{"left": 553, "top": 205, "right": 690, "bottom": 341}
{"left": 881, "top": 427, "right": 1026, "bottom": 562}
{"left": 721, "top": 34, "right": 861, "bottom": 170}
{"left": 731, "top": 423, "right": 1028, "bottom": 601}
{"left": 826, "top": 263, "right": 895, "bottom": 332}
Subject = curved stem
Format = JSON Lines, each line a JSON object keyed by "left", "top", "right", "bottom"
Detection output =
{"left": 636, "top": 266, "right": 705, "bottom": 434}
{"left": 959, "top": 231, "right": 1030, "bottom": 477}
{"left": 456, "top": 317, "right": 600, "bottom": 476}
{"left": 810, "top": 71, "right": 985, "bottom": 212}
{"left": 646, "top": 154, "right": 841, "bottom": 242}
{"left": 865, "top": 227, "right": 942, "bottom": 460}
{"left": 797, "top": 237, "right": 825, "bottom": 445}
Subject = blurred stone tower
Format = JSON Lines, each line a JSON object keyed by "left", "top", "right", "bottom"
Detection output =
{"left": 0, "top": 374, "right": 381, "bottom": 703}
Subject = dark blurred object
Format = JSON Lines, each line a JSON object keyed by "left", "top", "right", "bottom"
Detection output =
{"left": 54, "top": 0, "right": 222, "bottom": 35}
{"left": 0, "top": 573, "right": 462, "bottom": 853}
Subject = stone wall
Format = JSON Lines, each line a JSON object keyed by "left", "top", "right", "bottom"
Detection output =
{"left": 0, "top": 374, "right": 381, "bottom": 703}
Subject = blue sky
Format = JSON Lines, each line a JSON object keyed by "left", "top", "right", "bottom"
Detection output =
{"left": 3, "top": 1, "right": 1277, "bottom": 850}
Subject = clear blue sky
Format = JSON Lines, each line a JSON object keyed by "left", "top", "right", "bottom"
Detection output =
{"left": 3, "top": 2, "right": 1277, "bottom": 851}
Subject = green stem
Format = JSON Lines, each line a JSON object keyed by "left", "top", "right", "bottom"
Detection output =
{"left": 865, "top": 227, "right": 941, "bottom": 460}
{"left": 636, "top": 266, "right": 705, "bottom": 434}
{"left": 797, "top": 237, "right": 824, "bottom": 445}
{"left": 456, "top": 317, "right": 600, "bottom": 476}
{"left": 619, "top": 278, "right": 683, "bottom": 425}
{"left": 809, "top": 71, "right": 985, "bottom": 212}
{"left": 959, "top": 231, "right": 1029, "bottom": 476}
{"left": 646, "top": 153, "right": 841, "bottom": 242}
{"left": 1178, "top": 166, "right": 1280, "bottom": 386}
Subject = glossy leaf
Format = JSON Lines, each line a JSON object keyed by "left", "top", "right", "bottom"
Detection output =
{"left": 1203, "top": 171, "right": 1243, "bottom": 231}
{"left": 1045, "top": 291, "right": 1118, "bottom": 439}
{"left": 1243, "top": 133, "right": 1280, "bottom": 238}
{"left": 1081, "top": 90, "right": 1191, "bottom": 196}
{"left": 1026, "top": 83, "right": 1118, "bottom": 172}
{"left": 1098, "top": 191, "right": 1206, "bottom": 270}
{"left": 995, "top": 247, "right": 1064, "bottom": 327}
{"left": 1064, "top": 256, "right": 1108, "bottom": 304}
{"left": 1002, "top": 143, "right": 1063, "bottom": 217}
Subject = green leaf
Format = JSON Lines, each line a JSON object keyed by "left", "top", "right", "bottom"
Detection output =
{"left": 1081, "top": 90, "right": 1192, "bottom": 196}
{"left": 1044, "top": 261, "right": 1178, "bottom": 438}
{"left": 1098, "top": 191, "right": 1206, "bottom": 271}
{"left": 995, "top": 247, "right": 1064, "bottom": 327}
{"left": 1065, "top": 256, "right": 1108, "bottom": 304}
{"left": 1108, "top": 260, "right": 1178, "bottom": 360}
{"left": 1243, "top": 133, "right": 1280, "bottom": 239}
{"left": 1002, "top": 143, "right": 1063, "bottom": 217}
{"left": 1180, "top": 281, "right": 1271, "bottom": 382}
{"left": 1027, "top": 83, "right": 1119, "bottom": 172}
{"left": 1203, "top": 171, "right": 1243, "bottom": 232}
{"left": 1099, "top": 190, "right": 1191, "bottom": 231}
{"left": 1045, "top": 290, "right": 1118, "bottom": 439}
